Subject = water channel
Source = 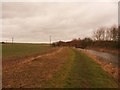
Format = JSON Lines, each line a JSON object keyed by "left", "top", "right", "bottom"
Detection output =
{"left": 80, "top": 49, "right": 119, "bottom": 67}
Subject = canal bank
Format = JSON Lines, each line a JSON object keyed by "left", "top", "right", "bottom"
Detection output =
{"left": 87, "top": 47, "right": 119, "bottom": 56}
{"left": 78, "top": 48, "right": 119, "bottom": 80}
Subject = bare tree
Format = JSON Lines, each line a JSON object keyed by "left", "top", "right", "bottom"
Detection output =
{"left": 105, "top": 28, "right": 112, "bottom": 41}
{"left": 93, "top": 27, "right": 105, "bottom": 41}
{"left": 100, "top": 27, "right": 106, "bottom": 40}
{"left": 110, "top": 25, "right": 118, "bottom": 41}
{"left": 118, "top": 26, "right": 120, "bottom": 41}
{"left": 93, "top": 26, "right": 119, "bottom": 41}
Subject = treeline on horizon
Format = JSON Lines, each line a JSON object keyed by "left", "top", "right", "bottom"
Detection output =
{"left": 52, "top": 25, "right": 120, "bottom": 49}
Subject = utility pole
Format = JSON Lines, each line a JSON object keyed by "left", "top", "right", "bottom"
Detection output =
{"left": 50, "top": 35, "right": 51, "bottom": 45}
{"left": 12, "top": 37, "right": 14, "bottom": 44}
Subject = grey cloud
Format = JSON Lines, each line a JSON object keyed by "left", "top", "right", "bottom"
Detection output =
{"left": 2, "top": 2, "right": 117, "bottom": 43}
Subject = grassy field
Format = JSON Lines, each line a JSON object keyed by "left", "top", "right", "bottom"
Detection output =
{"left": 2, "top": 43, "right": 54, "bottom": 59}
{"left": 2, "top": 45, "right": 118, "bottom": 88}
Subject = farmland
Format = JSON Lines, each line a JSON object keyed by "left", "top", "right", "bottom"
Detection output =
{"left": 2, "top": 43, "right": 54, "bottom": 60}
{"left": 2, "top": 43, "right": 118, "bottom": 88}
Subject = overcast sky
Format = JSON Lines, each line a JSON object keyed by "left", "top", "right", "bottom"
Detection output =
{"left": 2, "top": 1, "right": 118, "bottom": 43}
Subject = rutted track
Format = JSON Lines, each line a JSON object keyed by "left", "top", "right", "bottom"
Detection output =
{"left": 3, "top": 47, "right": 63, "bottom": 70}
{"left": 20, "top": 47, "right": 63, "bottom": 65}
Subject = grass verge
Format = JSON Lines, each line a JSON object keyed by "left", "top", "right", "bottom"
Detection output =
{"left": 64, "top": 48, "right": 118, "bottom": 88}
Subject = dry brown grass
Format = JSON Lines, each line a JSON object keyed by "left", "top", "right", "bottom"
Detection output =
{"left": 3, "top": 47, "right": 119, "bottom": 88}
{"left": 2, "top": 47, "right": 71, "bottom": 88}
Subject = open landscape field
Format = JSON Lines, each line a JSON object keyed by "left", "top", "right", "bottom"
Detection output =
{"left": 2, "top": 43, "right": 118, "bottom": 88}
{"left": 2, "top": 43, "right": 54, "bottom": 59}
{"left": 2, "top": 1, "right": 119, "bottom": 89}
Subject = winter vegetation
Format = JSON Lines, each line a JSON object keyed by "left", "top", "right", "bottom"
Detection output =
{"left": 52, "top": 25, "right": 119, "bottom": 50}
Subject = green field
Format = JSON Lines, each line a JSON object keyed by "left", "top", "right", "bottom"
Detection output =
{"left": 2, "top": 43, "right": 53, "bottom": 59}
{"left": 2, "top": 44, "right": 118, "bottom": 88}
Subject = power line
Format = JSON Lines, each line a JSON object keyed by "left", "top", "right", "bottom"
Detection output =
{"left": 12, "top": 37, "right": 14, "bottom": 44}
{"left": 50, "top": 35, "right": 51, "bottom": 44}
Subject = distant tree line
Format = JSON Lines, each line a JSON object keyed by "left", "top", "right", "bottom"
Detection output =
{"left": 52, "top": 25, "right": 120, "bottom": 49}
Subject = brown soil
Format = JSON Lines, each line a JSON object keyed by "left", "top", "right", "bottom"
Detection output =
{"left": 2, "top": 47, "right": 69, "bottom": 88}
